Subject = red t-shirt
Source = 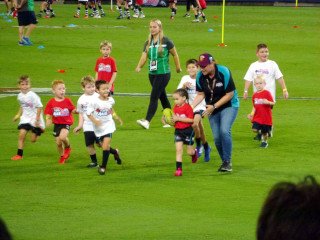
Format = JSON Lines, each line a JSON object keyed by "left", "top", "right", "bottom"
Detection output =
{"left": 252, "top": 90, "right": 274, "bottom": 125}
{"left": 95, "top": 56, "right": 117, "bottom": 92}
{"left": 173, "top": 103, "right": 194, "bottom": 129}
{"left": 44, "top": 98, "right": 75, "bottom": 125}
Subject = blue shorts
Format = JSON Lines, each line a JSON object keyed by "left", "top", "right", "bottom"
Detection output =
{"left": 17, "top": 11, "right": 38, "bottom": 26}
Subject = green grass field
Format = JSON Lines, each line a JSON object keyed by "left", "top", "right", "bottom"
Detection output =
{"left": 0, "top": 3, "right": 320, "bottom": 240}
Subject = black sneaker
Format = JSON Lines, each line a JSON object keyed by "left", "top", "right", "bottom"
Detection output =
{"left": 260, "top": 142, "right": 268, "bottom": 148}
{"left": 87, "top": 162, "right": 98, "bottom": 168}
{"left": 101, "top": 12, "right": 106, "bottom": 17}
{"left": 253, "top": 133, "right": 262, "bottom": 141}
{"left": 218, "top": 162, "right": 232, "bottom": 172}
{"left": 114, "top": 149, "right": 122, "bottom": 165}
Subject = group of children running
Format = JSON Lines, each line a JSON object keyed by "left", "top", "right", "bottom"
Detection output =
{"left": 10, "top": 41, "right": 288, "bottom": 176}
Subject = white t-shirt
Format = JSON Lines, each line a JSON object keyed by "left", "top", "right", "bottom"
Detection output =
{"left": 86, "top": 96, "right": 116, "bottom": 137}
{"left": 244, "top": 60, "right": 283, "bottom": 100}
{"left": 177, "top": 75, "right": 206, "bottom": 112}
{"left": 76, "top": 92, "right": 99, "bottom": 132}
{"left": 17, "top": 91, "right": 45, "bottom": 129}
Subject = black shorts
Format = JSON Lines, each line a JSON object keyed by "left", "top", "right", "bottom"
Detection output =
{"left": 46, "top": 0, "right": 53, "bottom": 4}
{"left": 18, "top": 123, "right": 44, "bottom": 136}
{"left": 174, "top": 127, "right": 194, "bottom": 145}
{"left": 97, "top": 133, "right": 113, "bottom": 142}
{"left": 194, "top": 110, "right": 204, "bottom": 117}
{"left": 252, "top": 122, "right": 272, "bottom": 135}
{"left": 84, "top": 131, "right": 100, "bottom": 146}
{"left": 17, "top": 11, "right": 38, "bottom": 26}
{"left": 53, "top": 124, "right": 70, "bottom": 137}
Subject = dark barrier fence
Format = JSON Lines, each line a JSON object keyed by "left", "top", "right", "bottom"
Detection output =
{"left": 60, "top": 0, "right": 320, "bottom": 6}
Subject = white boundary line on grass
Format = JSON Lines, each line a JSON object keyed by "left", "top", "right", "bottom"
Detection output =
{"left": 1, "top": 90, "right": 320, "bottom": 100}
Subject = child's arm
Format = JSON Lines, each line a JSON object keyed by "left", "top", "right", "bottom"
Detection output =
{"left": 262, "top": 99, "right": 275, "bottom": 106}
{"left": 169, "top": 47, "right": 182, "bottom": 73}
{"left": 95, "top": 72, "right": 98, "bottom": 81}
{"left": 277, "top": 77, "right": 289, "bottom": 99}
{"left": 87, "top": 114, "right": 101, "bottom": 126}
{"left": 243, "top": 80, "right": 252, "bottom": 100}
{"left": 35, "top": 107, "right": 42, "bottom": 127}
{"left": 247, "top": 107, "right": 255, "bottom": 121}
{"left": 45, "top": 115, "right": 52, "bottom": 127}
{"left": 13, "top": 107, "right": 22, "bottom": 122}
{"left": 172, "top": 114, "right": 193, "bottom": 124}
{"left": 135, "top": 52, "right": 147, "bottom": 72}
{"left": 108, "top": 72, "right": 117, "bottom": 90}
{"left": 112, "top": 109, "right": 123, "bottom": 126}
{"left": 73, "top": 114, "right": 84, "bottom": 133}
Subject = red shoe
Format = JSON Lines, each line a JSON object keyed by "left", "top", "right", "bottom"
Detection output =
{"left": 59, "top": 156, "right": 66, "bottom": 164}
{"left": 11, "top": 155, "right": 23, "bottom": 161}
{"left": 191, "top": 149, "right": 198, "bottom": 163}
{"left": 174, "top": 168, "right": 182, "bottom": 176}
{"left": 63, "top": 147, "right": 71, "bottom": 160}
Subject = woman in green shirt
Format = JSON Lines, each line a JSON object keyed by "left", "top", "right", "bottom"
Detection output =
{"left": 136, "top": 19, "right": 182, "bottom": 130}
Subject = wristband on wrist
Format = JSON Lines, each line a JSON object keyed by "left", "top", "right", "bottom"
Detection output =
{"left": 244, "top": 90, "right": 248, "bottom": 93}
{"left": 282, "top": 88, "right": 287, "bottom": 92}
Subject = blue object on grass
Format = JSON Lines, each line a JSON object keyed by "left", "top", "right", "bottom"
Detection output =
{"left": 38, "top": 45, "right": 45, "bottom": 49}
{"left": 67, "top": 24, "right": 77, "bottom": 28}
{"left": 208, "top": 28, "right": 214, "bottom": 32}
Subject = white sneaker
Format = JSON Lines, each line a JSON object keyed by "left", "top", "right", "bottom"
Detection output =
{"left": 93, "top": 14, "right": 101, "bottom": 18}
{"left": 163, "top": 124, "right": 171, "bottom": 128}
{"left": 137, "top": 119, "right": 150, "bottom": 129}
{"left": 139, "top": 13, "right": 145, "bottom": 18}
{"left": 132, "top": 13, "right": 139, "bottom": 18}
{"left": 192, "top": 19, "right": 200, "bottom": 23}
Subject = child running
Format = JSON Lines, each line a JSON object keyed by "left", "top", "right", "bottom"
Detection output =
{"left": 11, "top": 75, "right": 45, "bottom": 161}
{"left": 177, "top": 59, "right": 211, "bottom": 161}
{"left": 44, "top": 80, "right": 75, "bottom": 164}
{"left": 73, "top": 76, "right": 122, "bottom": 168}
{"left": 86, "top": 80, "right": 121, "bottom": 175}
{"left": 172, "top": 88, "right": 198, "bottom": 177}
{"left": 247, "top": 76, "right": 275, "bottom": 148}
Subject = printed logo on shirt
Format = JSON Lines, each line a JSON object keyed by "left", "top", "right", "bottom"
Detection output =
{"left": 175, "top": 113, "right": 187, "bottom": 119}
{"left": 255, "top": 69, "right": 269, "bottom": 75}
{"left": 53, "top": 108, "right": 70, "bottom": 117}
{"left": 21, "top": 101, "right": 34, "bottom": 108}
{"left": 95, "top": 108, "right": 112, "bottom": 117}
{"left": 216, "top": 82, "right": 223, "bottom": 87}
{"left": 254, "top": 98, "right": 265, "bottom": 105}
{"left": 98, "top": 63, "right": 111, "bottom": 73}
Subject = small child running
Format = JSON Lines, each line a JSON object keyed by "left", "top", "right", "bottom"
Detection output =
{"left": 86, "top": 80, "right": 121, "bottom": 175}
{"left": 172, "top": 88, "right": 198, "bottom": 177}
{"left": 73, "top": 76, "right": 122, "bottom": 168}
{"left": 247, "top": 76, "right": 275, "bottom": 148}
{"left": 11, "top": 75, "right": 45, "bottom": 160}
{"left": 44, "top": 80, "right": 76, "bottom": 164}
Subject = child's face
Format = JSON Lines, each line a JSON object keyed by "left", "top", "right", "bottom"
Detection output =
{"left": 19, "top": 80, "right": 30, "bottom": 93}
{"left": 52, "top": 83, "right": 66, "bottom": 99}
{"left": 254, "top": 79, "right": 265, "bottom": 91}
{"left": 84, "top": 83, "right": 95, "bottom": 95}
{"left": 97, "top": 83, "right": 110, "bottom": 99}
{"left": 256, "top": 47, "right": 269, "bottom": 62}
{"left": 187, "top": 63, "right": 198, "bottom": 78}
{"left": 173, "top": 93, "right": 186, "bottom": 106}
{"left": 100, "top": 46, "right": 111, "bottom": 57}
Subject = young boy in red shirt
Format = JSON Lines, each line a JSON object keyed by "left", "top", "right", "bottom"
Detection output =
{"left": 95, "top": 41, "right": 117, "bottom": 94}
{"left": 247, "top": 76, "right": 275, "bottom": 148}
{"left": 45, "top": 80, "right": 76, "bottom": 163}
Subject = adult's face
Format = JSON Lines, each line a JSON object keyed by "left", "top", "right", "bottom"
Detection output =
{"left": 200, "top": 62, "right": 215, "bottom": 76}
{"left": 149, "top": 22, "right": 161, "bottom": 36}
